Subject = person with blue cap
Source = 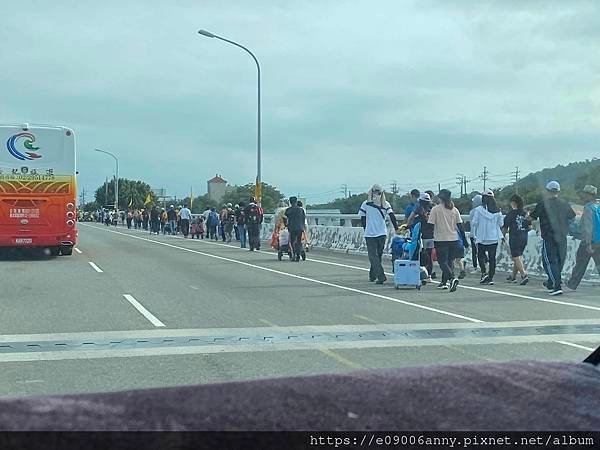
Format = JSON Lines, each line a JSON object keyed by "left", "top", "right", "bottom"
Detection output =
{"left": 529, "top": 180, "right": 576, "bottom": 296}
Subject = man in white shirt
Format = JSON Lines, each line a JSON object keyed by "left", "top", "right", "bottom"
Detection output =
{"left": 358, "top": 184, "right": 398, "bottom": 284}
{"left": 179, "top": 204, "right": 192, "bottom": 238}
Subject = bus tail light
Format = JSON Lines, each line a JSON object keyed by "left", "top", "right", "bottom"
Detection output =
{"left": 66, "top": 219, "right": 75, "bottom": 227}
{"left": 66, "top": 203, "right": 75, "bottom": 211}
{"left": 66, "top": 211, "right": 75, "bottom": 219}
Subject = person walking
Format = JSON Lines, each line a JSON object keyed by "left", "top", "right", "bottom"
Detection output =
{"left": 404, "top": 189, "right": 420, "bottom": 229}
{"left": 470, "top": 189, "right": 503, "bottom": 285}
{"left": 167, "top": 205, "right": 177, "bottom": 235}
{"left": 236, "top": 201, "right": 247, "bottom": 248}
{"left": 529, "top": 181, "right": 576, "bottom": 296}
{"left": 179, "top": 204, "right": 192, "bottom": 238}
{"left": 284, "top": 196, "right": 307, "bottom": 262}
{"left": 407, "top": 192, "right": 434, "bottom": 282}
{"left": 142, "top": 209, "right": 149, "bottom": 231}
{"left": 245, "top": 197, "right": 264, "bottom": 251}
{"left": 469, "top": 194, "right": 483, "bottom": 274}
{"left": 502, "top": 194, "right": 530, "bottom": 285}
{"left": 358, "top": 184, "right": 398, "bottom": 284}
{"left": 208, "top": 207, "right": 219, "bottom": 240}
{"left": 427, "top": 189, "right": 465, "bottom": 292}
{"left": 219, "top": 205, "right": 229, "bottom": 242}
{"left": 126, "top": 210, "right": 133, "bottom": 229}
{"left": 160, "top": 208, "right": 167, "bottom": 234}
{"left": 567, "top": 185, "right": 600, "bottom": 291}
{"left": 224, "top": 203, "right": 236, "bottom": 243}
{"left": 150, "top": 205, "right": 160, "bottom": 235}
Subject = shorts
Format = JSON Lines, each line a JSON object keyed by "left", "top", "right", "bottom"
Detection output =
{"left": 509, "top": 237, "right": 527, "bottom": 257}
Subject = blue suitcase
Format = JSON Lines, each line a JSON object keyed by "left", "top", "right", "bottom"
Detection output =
{"left": 393, "top": 259, "right": 421, "bottom": 290}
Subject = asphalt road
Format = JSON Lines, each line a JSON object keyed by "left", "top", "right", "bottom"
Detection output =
{"left": 1, "top": 222, "right": 599, "bottom": 398}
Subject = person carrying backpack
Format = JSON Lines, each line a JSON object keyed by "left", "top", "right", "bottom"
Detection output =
{"left": 245, "top": 197, "right": 264, "bottom": 251}
{"left": 167, "top": 205, "right": 177, "bottom": 235}
{"left": 208, "top": 207, "right": 219, "bottom": 240}
{"left": 236, "top": 201, "right": 247, "bottom": 248}
{"left": 567, "top": 185, "right": 600, "bottom": 290}
{"left": 225, "top": 203, "right": 236, "bottom": 243}
{"left": 284, "top": 196, "right": 307, "bottom": 262}
{"left": 529, "top": 181, "right": 576, "bottom": 296}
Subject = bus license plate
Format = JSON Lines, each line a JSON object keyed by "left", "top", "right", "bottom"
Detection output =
{"left": 14, "top": 238, "right": 33, "bottom": 245}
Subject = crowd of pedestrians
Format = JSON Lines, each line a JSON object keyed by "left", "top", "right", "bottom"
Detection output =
{"left": 95, "top": 197, "right": 266, "bottom": 248}
{"left": 360, "top": 181, "right": 600, "bottom": 296}
{"left": 91, "top": 181, "right": 600, "bottom": 296}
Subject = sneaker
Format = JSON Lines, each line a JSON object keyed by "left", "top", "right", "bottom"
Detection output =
{"left": 449, "top": 278, "right": 459, "bottom": 292}
{"left": 542, "top": 280, "right": 554, "bottom": 290}
{"left": 481, "top": 279, "right": 495, "bottom": 285}
{"left": 519, "top": 275, "right": 530, "bottom": 286}
{"left": 430, "top": 272, "right": 437, "bottom": 280}
{"left": 480, "top": 275, "right": 491, "bottom": 284}
{"left": 369, "top": 277, "right": 376, "bottom": 282}
{"left": 458, "top": 270, "right": 466, "bottom": 280}
{"left": 565, "top": 280, "right": 577, "bottom": 291}
{"left": 437, "top": 282, "right": 448, "bottom": 290}
{"left": 549, "top": 289, "right": 563, "bottom": 296}
{"left": 506, "top": 275, "right": 517, "bottom": 283}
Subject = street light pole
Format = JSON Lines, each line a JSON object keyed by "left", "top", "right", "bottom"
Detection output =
{"left": 95, "top": 148, "right": 119, "bottom": 211}
{"left": 197, "top": 29, "right": 262, "bottom": 204}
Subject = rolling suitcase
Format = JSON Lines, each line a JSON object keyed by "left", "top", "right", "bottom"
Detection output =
{"left": 394, "top": 259, "right": 421, "bottom": 290}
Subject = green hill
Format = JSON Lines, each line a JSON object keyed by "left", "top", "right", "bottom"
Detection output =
{"left": 497, "top": 158, "right": 600, "bottom": 208}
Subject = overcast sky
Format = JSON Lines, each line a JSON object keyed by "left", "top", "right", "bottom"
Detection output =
{"left": 1, "top": 0, "right": 599, "bottom": 204}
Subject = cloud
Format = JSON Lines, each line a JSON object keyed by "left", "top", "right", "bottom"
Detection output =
{"left": 1, "top": 0, "right": 598, "bottom": 203}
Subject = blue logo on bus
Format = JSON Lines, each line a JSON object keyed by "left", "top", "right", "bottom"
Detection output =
{"left": 6, "top": 132, "right": 42, "bottom": 161}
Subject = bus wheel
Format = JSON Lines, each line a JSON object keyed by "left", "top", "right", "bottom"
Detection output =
{"left": 50, "top": 247, "right": 60, "bottom": 257}
{"left": 60, "top": 245, "right": 73, "bottom": 256}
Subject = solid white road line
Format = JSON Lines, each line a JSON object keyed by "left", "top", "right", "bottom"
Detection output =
{"left": 80, "top": 224, "right": 600, "bottom": 355}
{"left": 122, "top": 294, "right": 165, "bottom": 328}
{"left": 555, "top": 341, "right": 595, "bottom": 352}
{"left": 88, "top": 261, "right": 103, "bottom": 273}
{"left": 459, "top": 284, "right": 600, "bottom": 313}
{"left": 81, "top": 224, "right": 483, "bottom": 323}
{"left": 74, "top": 248, "right": 82, "bottom": 254}
{"left": 158, "top": 231, "right": 600, "bottom": 315}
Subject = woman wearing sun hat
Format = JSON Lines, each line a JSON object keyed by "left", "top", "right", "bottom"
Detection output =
{"left": 358, "top": 184, "right": 398, "bottom": 284}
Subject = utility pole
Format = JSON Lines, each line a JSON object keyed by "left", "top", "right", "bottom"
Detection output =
{"left": 80, "top": 187, "right": 86, "bottom": 207}
{"left": 512, "top": 166, "right": 520, "bottom": 194}
{"left": 456, "top": 175, "right": 465, "bottom": 197}
{"left": 341, "top": 184, "right": 348, "bottom": 199}
{"left": 390, "top": 180, "right": 399, "bottom": 206}
{"left": 104, "top": 177, "right": 108, "bottom": 207}
{"left": 481, "top": 166, "right": 489, "bottom": 191}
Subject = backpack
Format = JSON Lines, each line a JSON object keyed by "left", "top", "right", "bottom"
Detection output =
{"left": 247, "top": 205, "right": 261, "bottom": 224}
{"left": 209, "top": 211, "right": 218, "bottom": 225}
{"left": 228, "top": 210, "right": 236, "bottom": 223}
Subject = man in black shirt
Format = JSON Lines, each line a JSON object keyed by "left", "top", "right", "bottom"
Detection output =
{"left": 530, "top": 181, "right": 576, "bottom": 296}
{"left": 284, "top": 196, "right": 307, "bottom": 262}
